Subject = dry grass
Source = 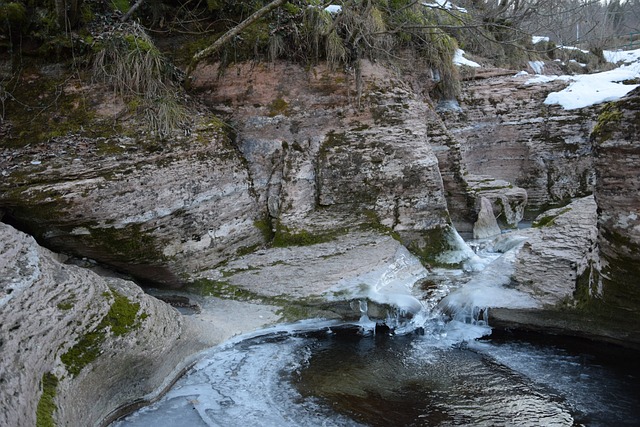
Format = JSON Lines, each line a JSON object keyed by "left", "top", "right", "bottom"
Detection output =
{"left": 92, "top": 22, "right": 188, "bottom": 137}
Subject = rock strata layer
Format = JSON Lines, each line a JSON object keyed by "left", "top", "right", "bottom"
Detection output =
{"left": 444, "top": 73, "right": 597, "bottom": 211}
{"left": 590, "top": 88, "right": 640, "bottom": 316}
{"left": 0, "top": 222, "right": 229, "bottom": 427}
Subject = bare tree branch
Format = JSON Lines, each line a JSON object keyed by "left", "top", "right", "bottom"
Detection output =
{"left": 186, "top": 0, "right": 287, "bottom": 75}
{"left": 121, "top": 0, "right": 146, "bottom": 23}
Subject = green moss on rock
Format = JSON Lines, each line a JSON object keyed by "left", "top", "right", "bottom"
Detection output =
{"left": 268, "top": 97, "right": 290, "bottom": 117}
{"left": 60, "top": 289, "right": 147, "bottom": 376}
{"left": 272, "top": 224, "right": 342, "bottom": 247}
{"left": 187, "top": 278, "right": 259, "bottom": 300}
{"left": 406, "top": 225, "right": 461, "bottom": 268}
{"left": 591, "top": 102, "right": 623, "bottom": 143}
{"left": 36, "top": 373, "right": 58, "bottom": 427}
{"left": 87, "top": 224, "right": 165, "bottom": 263}
{"left": 532, "top": 207, "right": 571, "bottom": 228}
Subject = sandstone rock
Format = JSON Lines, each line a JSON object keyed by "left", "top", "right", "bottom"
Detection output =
{"left": 0, "top": 112, "right": 264, "bottom": 286}
{"left": 196, "top": 230, "right": 429, "bottom": 319}
{"left": 444, "top": 73, "right": 597, "bottom": 211}
{"left": 473, "top": 197, "right": 501, "bottom": 239}
{"left": 506, "top": 196, "right": 598, "bottom": 306}
{"left": 590, "top": 88, "right": 640, "bottom": 316}
{"left": 481, "top": 196, "right": 640, "bottom": 349}
{"left": 467, "top": 175, "right": 528, "bottom": 229}
{"left": 0, "top": 222, "right": 211, "bottom": 426}
{"left": 194, "top": 60, "right": 464, "bottom": 266}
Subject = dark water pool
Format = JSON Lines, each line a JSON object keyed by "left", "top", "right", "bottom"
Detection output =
{"left": 113, "top": 322, "right": 640, "bottom": 427}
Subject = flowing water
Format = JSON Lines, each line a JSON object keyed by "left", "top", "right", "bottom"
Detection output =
{"left": 113, "top": 236, "right": 640, "bottom": 427}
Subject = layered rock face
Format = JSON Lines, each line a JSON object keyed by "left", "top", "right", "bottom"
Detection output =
{"left": 0, "top": 60, "right": 475, "bottom": 284}
{"left": 508, "top": 196, "right": 598, "bottom": 305}
{"left": 590, "top": 89, "right": 640, "bottom": 316}
{"left": 193, "top": 61, "right": 463, "bottom": 263}
{"left": 0, "top": 223, "right": 210, "bottom": 427}
{"left": 445, "top": 73, "right": 597, "bottom": 212}
{"left": 0, "top": 85, "right": 263, "bottom": 286}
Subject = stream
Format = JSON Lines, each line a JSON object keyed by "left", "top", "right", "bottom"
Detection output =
{"left": 112, "top": 236, "right": 640, "bottom": 427}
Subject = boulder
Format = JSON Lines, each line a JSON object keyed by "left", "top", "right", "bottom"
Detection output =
{"left": 473, "top": 196, "right": 502, "bottom": 239}
{"left": 508, "top": 196, "right": 598, "bottom": 305}
{"left": 0, "top": 222, "right": 208, "bottom": 426}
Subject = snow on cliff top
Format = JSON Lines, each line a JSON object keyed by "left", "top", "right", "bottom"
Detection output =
{"left": 523, "top": 47, "right": 640, "bottom": 110}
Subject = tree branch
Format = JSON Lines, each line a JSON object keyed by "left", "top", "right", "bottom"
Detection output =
{"left": 121, "top": 0, "right": 146, "bottom": 22}
{"left": 186, "top": 0, "right": 287, "bottom": 75}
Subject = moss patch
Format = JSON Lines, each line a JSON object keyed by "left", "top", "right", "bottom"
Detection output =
{"left": 272, "top": 224, "right": 343, "bottom": 247}
{"left": 60, "top": 289, "right": 147, "bottom": 376}
{"left": 267, "top": 97, "right": 289, "bottom": 117}
{"left": 186, "top": 278, "right": 336, "bottom": 322}
{"left": 591, "top": 102, "right": 623, "bottom": 143}
{"left": 87, "top": 224, "right": 165, "bottom": 263}
{"left": 532, "top": 207, "right": 571, "bottom": 228}
{"left": 186, "top": 279, "right": 259, "bottom": 300}
{"left": 36, "top": 372, "right": 58, "bottom": 427}
{"left": 405, "top": 225, "right": 461, "bottom": 268}
{"left": 254, "top": 217, "right": 275, "bottom": 242}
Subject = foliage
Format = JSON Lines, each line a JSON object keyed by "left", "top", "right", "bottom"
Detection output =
{"left": 0, "top": 2, "right": 27, "bottom": 30}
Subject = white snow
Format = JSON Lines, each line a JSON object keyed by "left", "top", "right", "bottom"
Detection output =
{"left": 324, "top": 5, "right": 341, "bottom": 14}
{"left": 604, "top": 48, "right": 640, "bottom": 64}
{"left": 525, "top": 47, "right": 640, "bottom": 110}
{"left": 514, "top": 70, "right": 529, "bottom": 77}
{"left": 532, "top": 36, "right": 549, "bottom": 44}
{"left": 453, "top": 49, "right": 480, "bottom": 67}
{"left": 423, "top": 0, "right": 467, "bottom": 13}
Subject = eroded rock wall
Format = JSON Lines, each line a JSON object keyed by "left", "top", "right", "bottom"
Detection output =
{"left": 193, "top": 60, "right": 463, "bottom": 261}
{"left": 0, "top": 223, "right": 209, "bottom": 427}
{"left": 590, "top": 89, "right": 640, "bottom": 316}
{"left": 0, "top": 89, "right": 263, "bottom": 286}
{"left": 445, "top": 74, "right": 597, "bottom": 212}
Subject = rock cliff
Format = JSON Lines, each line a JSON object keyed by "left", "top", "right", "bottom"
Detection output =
{"left": 444, "top": 73, "right": 597, "bottom": 213}
{"left": 0, "top": 60, "right": 475, "bottom": 286}
{"left": 0, "top": 222, "right": 209, "bottom": 426}
{"left": 0, "top": 74, "right": 264, "bottom": 286}
{"left": 590, "top": 88, "right": 640, "bottom": 317}
{"left": 193, "top": 60, "right": 464, "bottom": 262}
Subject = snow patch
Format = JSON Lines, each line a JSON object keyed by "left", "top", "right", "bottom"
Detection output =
{"left": 324, "top": 5, "right": 341, "bottom": 14}
{"left": 423, "top": 0, "right": 467, "bottom": 13}
{"left": 604, "top": 48, "right": 640, "bottom": 64}
{"left": 542, "top": 63, "right": 640, "bottom": 109}
{"left": 453, "top": 49, "right": 480, "bottom": 67}
{"left": 525, "top": 47, "right": 640, "bottom": 110}
{"left": 532, "top": 36, "right": 549, "bottom": 44}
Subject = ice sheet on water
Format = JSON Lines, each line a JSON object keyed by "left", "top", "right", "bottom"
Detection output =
{"left": 113, "top": 331, "right": 364, "bottom": 427}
